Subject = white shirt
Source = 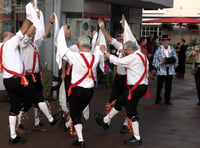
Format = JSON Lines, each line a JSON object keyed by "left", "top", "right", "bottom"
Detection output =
{"left": 110, "top": 50, "right": 149, "bottom": 85}
{"left": 162, "top": 45, "right": 169, "bottom": 57}
{"left": 111, "top": 38, "right": 126, "bottom": 75}
{"left": 20, "top": 35, "right": 44, "bottom": 73}
{"left": 63, "top": 46, "right": 102, "bottom": 88}
{"left": 1, "top": 31, "right": 24, "bottom": 78}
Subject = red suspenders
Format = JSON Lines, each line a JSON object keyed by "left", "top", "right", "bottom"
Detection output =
{"left": 0, "top": 44, "right": 29, "bottom": 87}
{"left": 25, "top": 43, "right": 42, "bottom": 82}
{"left": 127, "top": 53, "right": 151, "bottom": 100}
{"left": 68, "top": 53, "right": 95, "bottom": 96}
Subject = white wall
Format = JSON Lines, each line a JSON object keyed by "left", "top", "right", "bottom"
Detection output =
{"left": 143, "top": 0, "right": 200, "bottom": 17}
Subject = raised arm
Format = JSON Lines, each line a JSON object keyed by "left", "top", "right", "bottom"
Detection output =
{"left": 98, "top": 18, "right": 112, "bottom": 43}
{"left": 20, "top": 25, "right": 35, "bottom": 48}
{"left": 20, "top": 18, "right": 32, "bottom": 35}
{"left": 43, "top": 13, "right": 55, "bottom": 38}
{"left": 61, "top": 60, "right": 66, "bottom": 81}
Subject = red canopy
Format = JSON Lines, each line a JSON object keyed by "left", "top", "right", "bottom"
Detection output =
{"left": 143, "top": 17, "right": 200, "bottom": 23}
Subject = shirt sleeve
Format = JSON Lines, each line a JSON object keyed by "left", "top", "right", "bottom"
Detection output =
{"left": 110, "top": 38, "right": 123, "bottom": 51}
{"left": 34, "top": 36, "right": 44, "bottom": 48}
{"left": 5, "top": 31, "right": 24, "bottom": 51}
{"left": 64, "top": 48, "right": 79, "bottom": 65}
{"left": 20, "top": 34, "right": 32, "bottom": 49}
{"left": 109, "top": 54, "right": 134, "bottom": 68}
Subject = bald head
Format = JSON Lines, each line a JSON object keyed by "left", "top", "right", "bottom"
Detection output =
{"left": 1, "top": 31, "right": 13, "bottom": 42}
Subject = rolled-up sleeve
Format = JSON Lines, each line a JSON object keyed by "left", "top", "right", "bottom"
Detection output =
{"left": 110, "top": 54, "right": 132, "bottom": 68}
{"left": 111, "top": 38, "right": 123, "bottom": 51}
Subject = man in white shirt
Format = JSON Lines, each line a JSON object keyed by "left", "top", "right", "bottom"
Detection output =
{"left": 98, "top": 18, "right": 129, "bottom": 134}
{"left": 0, "top": 13, "right": 61, "bottom": 145}
{"left": 62, "top": 35, "right": 103, "bottom": 147}
{"left": 17, "top": 13, "right": 56, "bottom": 133}
{"left": 95, "top": 41, "right": 149, "bottom": 145}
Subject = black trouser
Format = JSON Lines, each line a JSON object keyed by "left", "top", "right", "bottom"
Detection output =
{"left": 155, "top": 75, "right": 173, "bottom": 104}
{"left": 23, "top": 73, "right": 44, "bottom": 111}
{"left": 194, "top": 67, "right": 200, "bottom": 100}
{"left": 109, "top": 74, "right": 127, "bottom": 103}
{"left": 114, "top": 85, "right": 147, "bottom": 118}
{"left": 64, "top": 74, "right": 71, "bottom": 102}
{"left": 69, "top": 86, "right": 94, "bottom": 125}
{"left": 3, "top": 77, "right": 40, "bottom": 115}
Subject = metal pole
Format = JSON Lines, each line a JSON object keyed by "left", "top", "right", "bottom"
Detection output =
{"left": 14, "top": 0, "right": 16, "bottom": 34}
{"left": 0, "top": 0, "right": 3, "bottom": 41}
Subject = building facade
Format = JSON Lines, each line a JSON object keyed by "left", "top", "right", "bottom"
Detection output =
{"left": 0, "top": 0, "right": 173, "bottom": 90}
{"left": 142, "top": 0, "right": 200, "bottom": 44}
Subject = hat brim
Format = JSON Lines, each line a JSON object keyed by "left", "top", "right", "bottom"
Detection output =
{"left": 161, "top": 38, "right": 171, "bottom": 41}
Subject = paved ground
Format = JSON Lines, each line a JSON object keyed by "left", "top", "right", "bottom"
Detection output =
{"left": 0, "top": 64, "right": 200, "bottom": 148}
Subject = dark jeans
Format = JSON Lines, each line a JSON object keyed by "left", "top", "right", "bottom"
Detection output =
{"left": 69, "top": 86, "right": 94, "bottom": 125}
{"left": 114, "top": 85, "right": 147, "bottom": 118}
{"left": 155, "top": 75, "right": 173, "bottom": 104}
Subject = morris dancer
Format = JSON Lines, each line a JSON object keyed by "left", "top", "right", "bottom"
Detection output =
{"left": 97, "top": 15, "right": 141, "bottom": 133}
{"left": 0, "top": 3, "right": 60, "bottom": 144}
{"left": 95, "top": 41, "right": 149, "bottom": 145}
{"left": 17, "top": 12, "right": 56, "bottom": 133}
{"left": 57, "top": 34, "right": 103, "bottom": 147}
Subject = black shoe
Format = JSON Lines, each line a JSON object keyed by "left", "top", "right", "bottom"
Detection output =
{"left": 39, "top": 122, "right": 45, "bottom": 127}
{"left": 124, "top": 136, "right": 142, "bottom": 145}
{"left": 72, "top": 139, "right": 85, "bottom": 147}
{"left": 155, "top": 101, "right": 161, "bottom": 105}
{"left": 16, "top": 124, "right": 30, "bottom": 135}
{"left": 9, "top": 136, "right": 26, "bottom": 144}
{"left": 95, "top": 112, "right": 109, "bottom": 130}
{"left": 120, "top": 125, "right": 129, "bottom": 134}
{"left": 49, "top": 110, "right": 63, "bottom": 126}
{"left": 165, "top": 102, "right": 173, "bottom": 105}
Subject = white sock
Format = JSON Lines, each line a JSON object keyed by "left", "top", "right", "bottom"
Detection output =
{"left": 34, "top": 108, "right": 40, "bottom": 126}
{"left": 65, "top": 116, "right": 72, "bottom": 128}
{"left": 38, "top": 102, "right": 53, "bottom": 122}
{"left": 17, "top": 110, "right": 24, "bottom": 126}
{"left": 123, "top": 118, "right": 128, "bottom": 126}
{"left": 103, "top": 107, "right": 119, "bottom": 124}
{"left": 74, "top": 124, "right": 84, "bottom": 142}
{"left": 9, "top": 115, "right": 17, "bottom": 139}
{"left": 131, "top": 121, "right": 141, "bottom": 140}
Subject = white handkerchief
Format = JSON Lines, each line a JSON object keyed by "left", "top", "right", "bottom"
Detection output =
{"left": 34, "top": 10, "right": 45, "bottom": 42}
{"left": 56, "top": 26, "right": 68, "bottom": 69}
{"left": 123, "top": 19, "right": 140, "bottom": 50}
{"left": 54, "top": 13, "right": 59, "bottom": 47}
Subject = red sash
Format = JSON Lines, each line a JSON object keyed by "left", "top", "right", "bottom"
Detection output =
{"left": 127, "top": 53, "right": 150, "bottom": 100}
{"left": 68, "top": 53, "right": 95, "bottom": 96}
{"left": 25, "top": 43, "right": 42, "bottom": 82}
{"left": 0, "top": 44, "right": 29, "bottom": 87}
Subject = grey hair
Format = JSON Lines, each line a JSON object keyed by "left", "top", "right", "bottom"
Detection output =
{"left": 123, "top": 41, "right": 137, "bottom": 51}
{"left": 78, "top": 35, "right": 90, "bottom": 48}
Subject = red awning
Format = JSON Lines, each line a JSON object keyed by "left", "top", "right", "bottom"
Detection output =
{"left": 143, "top": 17, "right": 200, "bottom": 23}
